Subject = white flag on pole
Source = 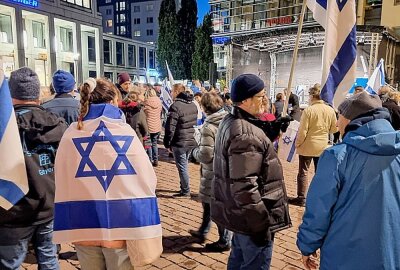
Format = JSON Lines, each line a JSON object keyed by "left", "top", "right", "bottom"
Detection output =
{"left": 365, "top": 59, "right": 385, "bottom": 95}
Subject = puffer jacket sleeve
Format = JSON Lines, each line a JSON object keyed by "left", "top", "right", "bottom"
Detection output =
{"left": 228, "top": 133, "right": 270, "bottom": 232}
{"left": 163, "top": 104, "right": 179, "bottom": 149}
{"left": 192, "top": 125, "right": 214, "bottom": 164}
{"left": 138, "top": 109, "right": 149, "bottom": 139}
{"left": 297, "top": 150, "right": 341, "bottom": 256}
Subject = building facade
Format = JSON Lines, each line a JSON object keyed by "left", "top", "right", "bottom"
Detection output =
{"left": 103, "top": 33, "right": 158, "bottom": 83}
{"left": 98, "top": 0, "right": 161, "bottom": 43}
{"left": 209, "top": 0, "right": 400, "bottom": 98}
{"left": 1, "top": 0, "right": 103, "bottom": 85}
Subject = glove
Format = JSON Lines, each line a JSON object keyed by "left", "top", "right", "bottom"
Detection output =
{"left": 276, "top": 115, "right": 293, "bottom": 133}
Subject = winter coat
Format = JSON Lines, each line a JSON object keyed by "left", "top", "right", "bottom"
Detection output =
{"left": 274, "top": 100, "right": 284, "bottom": 118}
{"left": 297, "top": 108, "right": 400, "bottom": 270}
{"left": 288, "top": 93, "right": 301, "bottom": 121}
{"left": 383, "top": 98, "right": 400, "bottom": 130}
{"left": 143, "top": 96, "right": 162, "bottom": 133}
{"left": 163, "top": 92, "right": 198, "bottom": 149}
{"left": 212, "top": 106, "right": 291, "bottom": 244}
{"left": 119, "top": 101, "right": 148, "bottom": 144}
{"left": 0, "top": 105, "right": 67, "bottom": 244}
{"left": 42, "top": 93, "right": 80, "bottom": 125}
{"left": 296, "top": 100, "right": 337, "bottom": 157}
{"left": 192, "top": 109, "right": 228, "bottom": 203}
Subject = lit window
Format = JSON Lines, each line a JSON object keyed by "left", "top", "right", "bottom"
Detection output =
{"left": 119, "top": 14, "right": 126, "bottom": 23}
{"left": 0, "top": 14, "right": 13, "bottom": 43}
{"left": 105, "top": 0, "right": 111, "bottom": 3}
{"left": 147, "top": 17, "right": 153, "bottom": 23}
{"left": 32, "top": 21, "right": 45, "bottom": 48}
{"left": 119, "top": 1, "right": 126, "bottom": 11}
{"left": 59, "top": 27, "right": 73, "bottom": 52}
{"left": 134, "top": 30, "right": 141, "bottom": 37}
{"left": 61, "top": 0, "right": 90, "bottom": 8}
{"left": 134, "top": 6, "right": 140, "bottom": 12}
{"left": 146, "top": 29, "right": 153, "bottom": 36}
{"left": 106, "top": 20, "right": 113, "bottom": 27}
{"left": 120, "top": 26, "right": 126, "bottom": 35}
{"left": 146, "top": 4, "right": 153, "bottom": 11}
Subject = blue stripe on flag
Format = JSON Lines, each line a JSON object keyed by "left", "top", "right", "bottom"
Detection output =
{"left": 287, "top": 136, "right": 297, "bottom": 162}
{"left": 316, "top": 0, "right": 327, "bottom": 9}
{"left": 0, "top": 79, "right": 13, "bottom": 142}
{"left": 0, "top": 179, "right": 26, "bottom": 205}
{"left": 54, "top": 197, "right": 160, "bottom": 231}
{"left": 321, "top": 25, "right": 357, "bottom": 104}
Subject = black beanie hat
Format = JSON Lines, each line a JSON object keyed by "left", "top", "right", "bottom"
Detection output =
{"left": 231, "top": 74, "right": 264, "bottom": 102}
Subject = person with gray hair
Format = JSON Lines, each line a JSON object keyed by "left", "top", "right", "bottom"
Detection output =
{"left": 0, "top": 67, "right": 67, "bottom": 269}
{"left": 297, "top": 91, "right": 400, "bottom": 269}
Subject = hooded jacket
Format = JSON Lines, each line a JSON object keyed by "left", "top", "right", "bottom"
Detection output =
{"left": 143, "top": 96, "right": 162, "bottom": 133}
{"left": 297, "top": 108, "right": 400, "bottom": 269}
{"left": 192, "top": 109, "right": 227, "bottom": 203}
{"left": 42, "top": 93, "right": 80, "bottom": 125}
{"left": 119, "top": 101, "right": 148, "bottom": 144}
{"left": 212, "top": 106, "right": 291, "bottom": 244}
{"left": 0, "top": 105, "right": 67, "bottom": 240}
{"left": 163, "top": 92, "right": 197, "bottom": 149}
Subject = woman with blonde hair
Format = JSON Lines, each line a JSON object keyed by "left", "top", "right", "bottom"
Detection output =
{"left": 119, "top": 89, "right": 149, "bottom": 145}
{"left": 53, "top": 78, "right": 162, "bottom": 270}
{"left": 143, "top": 88, "right": 162, "bottom": 166}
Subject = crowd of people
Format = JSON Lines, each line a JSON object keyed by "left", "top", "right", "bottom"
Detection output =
{"left": 1, "top": 67, "right": 400, "bottom": 270}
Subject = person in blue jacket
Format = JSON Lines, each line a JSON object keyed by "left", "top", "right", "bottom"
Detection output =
{"left": 297, "top": 91, "right": 400, "bottom": 270}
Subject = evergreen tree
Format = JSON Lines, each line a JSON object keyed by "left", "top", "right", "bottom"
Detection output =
{"left": 177, "top": 0, "right": 197, "bottom": 79}
{"left": 192, "top": 14, "right": 214, "bottom": 81}
{"left": 157, "top": 0, "right": 184, "bottom": 79}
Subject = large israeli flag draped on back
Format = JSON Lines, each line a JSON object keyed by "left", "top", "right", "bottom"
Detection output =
{"left": 308, "top": 0, "right": 357, "bottom": 108}
{"left": 365, "top": 59, "right": 385, "bottom": 95}
{"left": 53, "top": 104, "right": 162, "bottom": 244}
{"left": 0, "top": 69, "right": 28, "bottom": 210}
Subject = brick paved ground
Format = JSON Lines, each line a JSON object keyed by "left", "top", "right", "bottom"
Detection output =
{"left": 22, "top": 148, "right": 314, "bottom": 270}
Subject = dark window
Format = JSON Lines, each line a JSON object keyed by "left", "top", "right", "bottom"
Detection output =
{"left": 116, "top": 42, "right": 125, "bottom": 66}
{"left": 87, "top": 36, "right": 96, "bottom": 62}
{"left": 146, "top": 29, "right": 153, "bottom": 36}
{"left": 89, "top": 70, "right": 96, "bottom": 78}
{"left": 106, "top": 9, "right": 112, "bottom": 15}
{"left": 139, "top": 47, "right": 146, "bottom": 68}
{"left": 105, "top": 0, "right": 111, "bottom": 3}
{"left": 134, "top": 18, "right": 140, "bottom": 24}
{"left": 104, "top": 72, "right": 113, "bottom": 80}
{"left": 103, "top": 39, "right": 112, "bottom": 64}
{"left": 128, "top": 44, "right": 136, "bottom": 67}
{"left": 147, "top": 17, "right": 153, "bottom": 23}
{"left": 0, "top": 14, "right": 13, "bottom": 43}
{"left": 149, "top": 50, "right": 155, "bottom": 69}
{"left": 134, "top": 6, "right": 140, "bottom": 12}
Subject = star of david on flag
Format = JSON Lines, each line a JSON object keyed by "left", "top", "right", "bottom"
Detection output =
{"left": 282, "top": 136, "right": 293, "bottom": 145}
{"left": 73, "top": 121, "right": 135, "bottom": 191}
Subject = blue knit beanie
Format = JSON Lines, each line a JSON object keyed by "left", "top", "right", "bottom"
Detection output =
{"left": 52, "top": 70, "right": 75, "bottom": 94}
{"left": 231, "top": 74, "right": 264, "bottom": 102}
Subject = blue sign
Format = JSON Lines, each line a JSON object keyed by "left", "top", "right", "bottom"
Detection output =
{"left": 10, "top": 0, "right": 38, "bottom": 7}
{"left": 212, "top": 37, "right": 231, "bottom": 45}
{"left": 349, "top": 77, "right": 368, "bottom": 94}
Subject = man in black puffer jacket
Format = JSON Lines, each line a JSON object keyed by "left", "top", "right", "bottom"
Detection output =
{"left": 0, "top": 67, "right": 67, "bottom": 270}
{"left": 164, "top": 83, "right": 197, "bottom": 197}
{"left": 212, "top": 74, "right": 291, "bottom": 269}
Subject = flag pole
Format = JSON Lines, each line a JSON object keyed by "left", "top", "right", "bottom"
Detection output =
{"left": 282, "top": 0, "right": 308, "bottom": 117}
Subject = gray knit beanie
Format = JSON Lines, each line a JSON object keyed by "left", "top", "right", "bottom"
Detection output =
{"left": 338, "top": 91, "right": 382, "bottom": 120}
{"left": 9, "top": 67, "right": 41, "bottom": 101}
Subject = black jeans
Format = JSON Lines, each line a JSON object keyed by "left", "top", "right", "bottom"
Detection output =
{"left": 296, "top": 155, "right": 319, "bottom": 198}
